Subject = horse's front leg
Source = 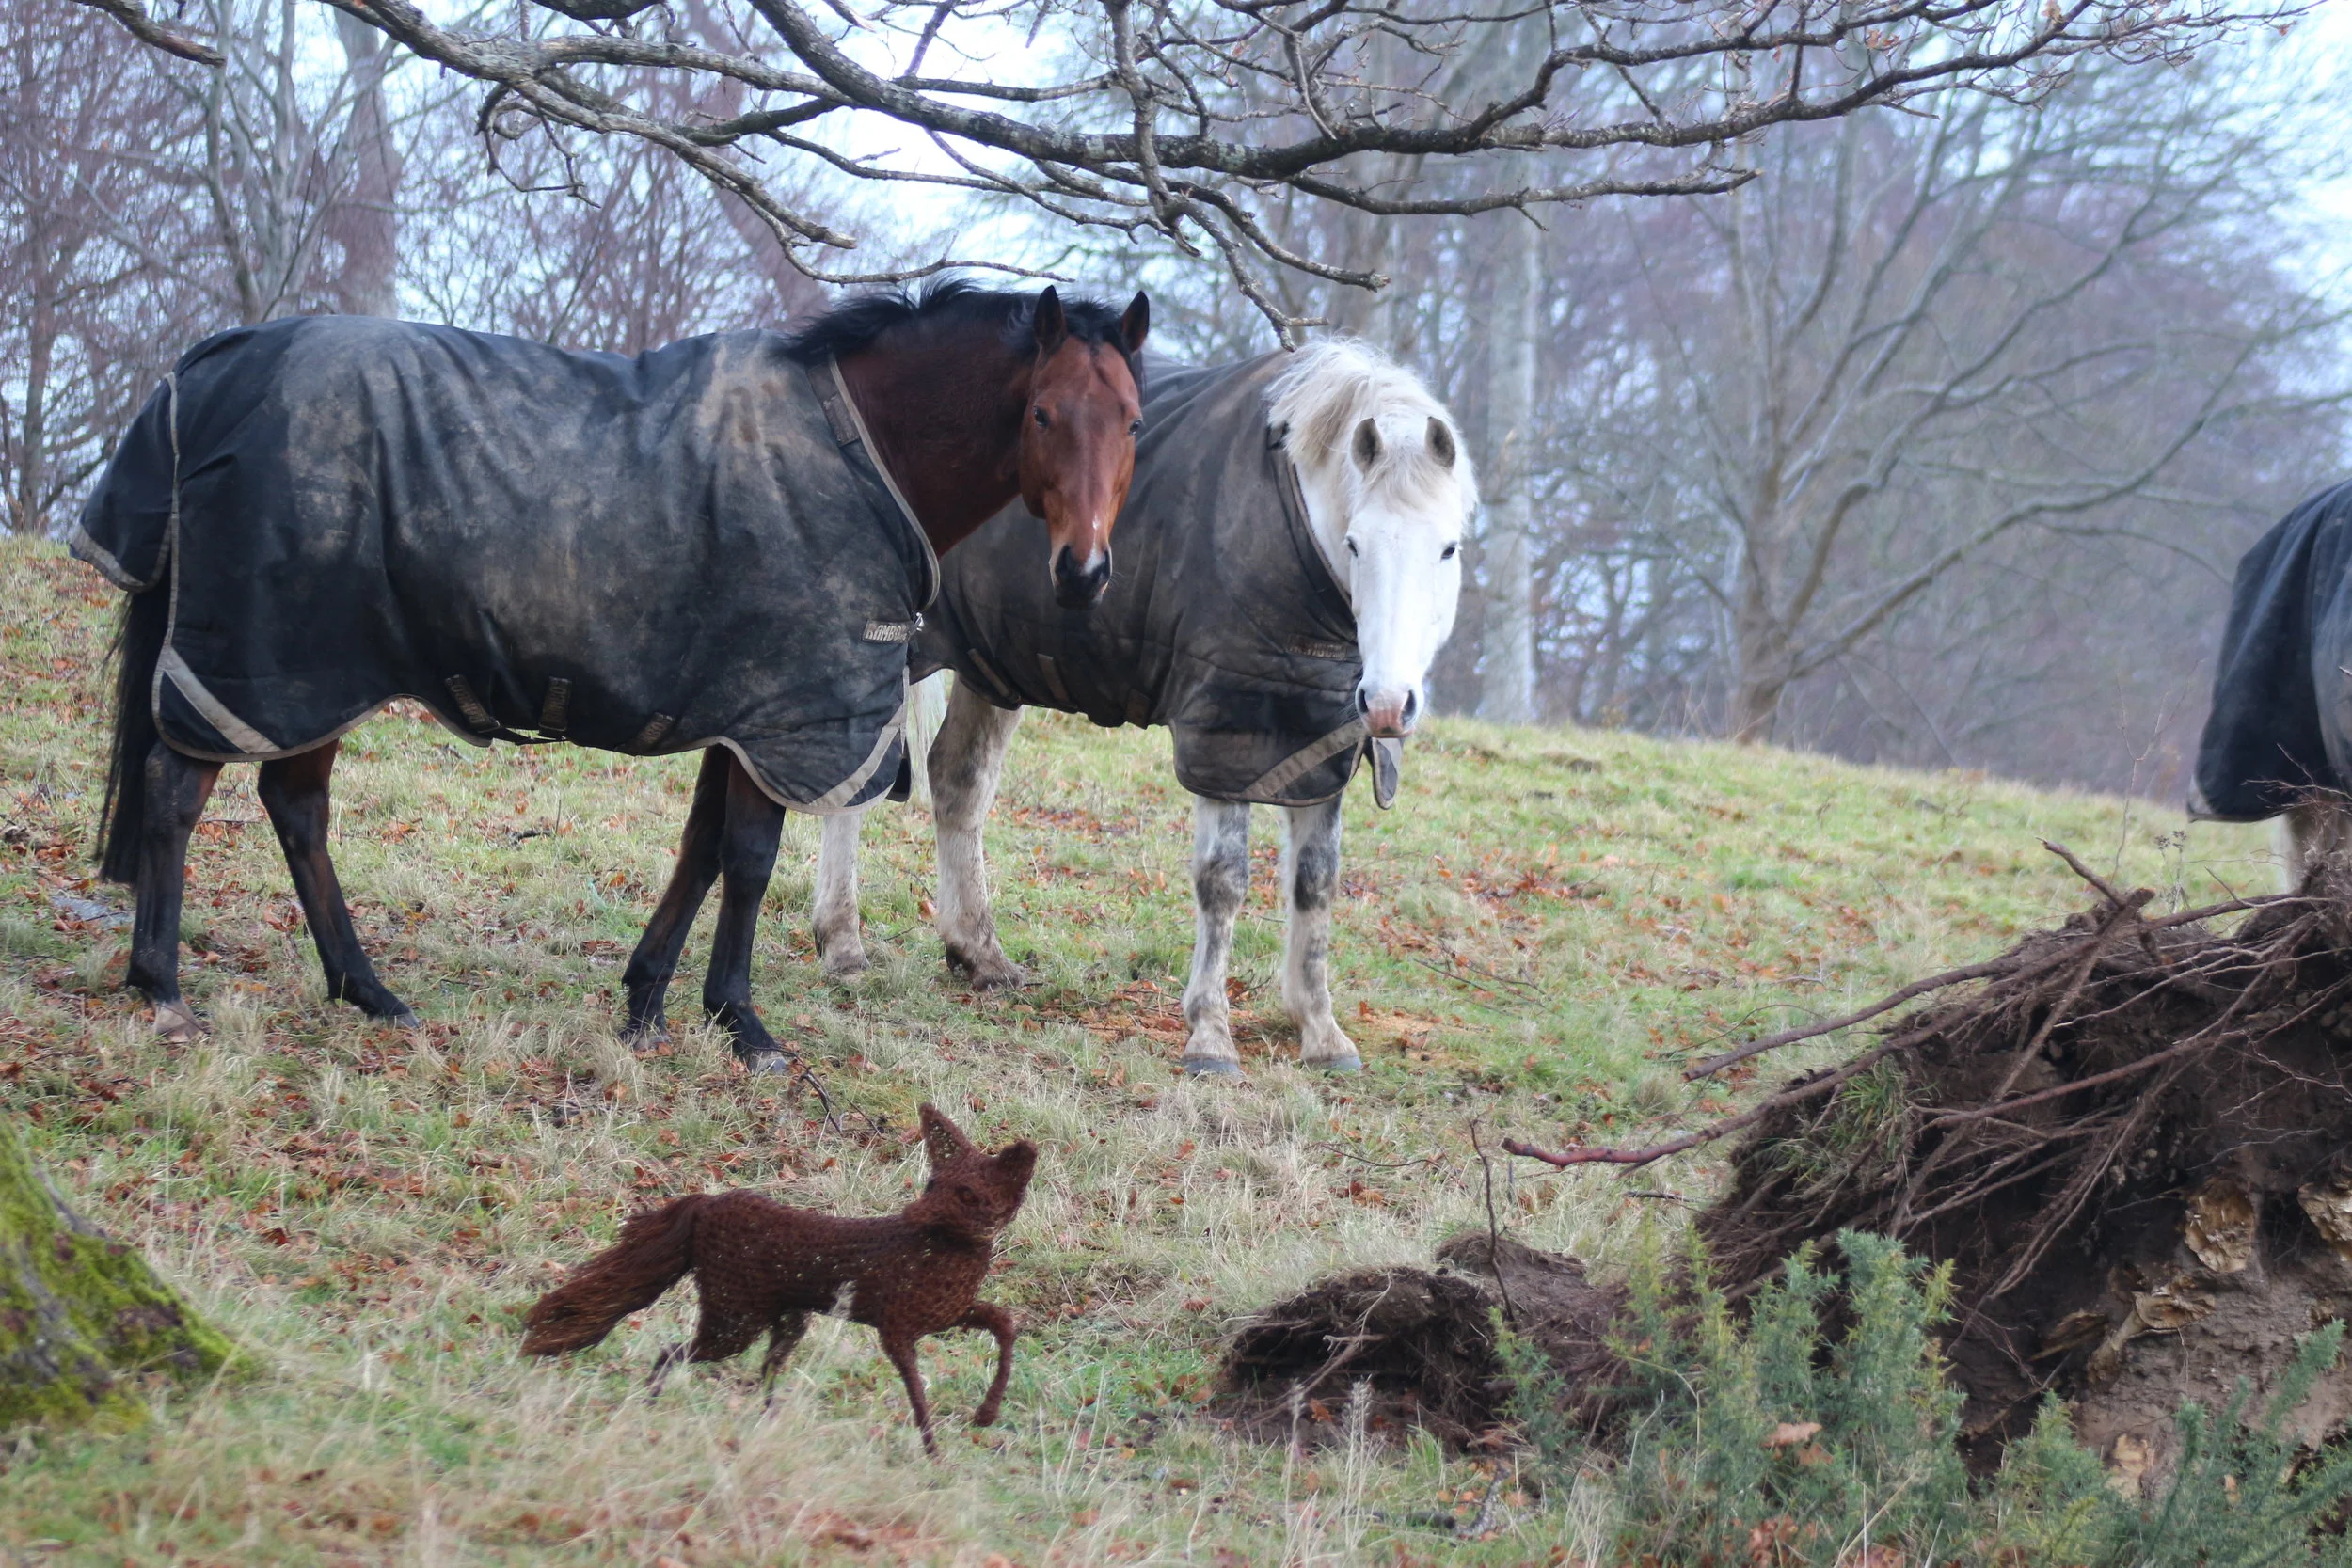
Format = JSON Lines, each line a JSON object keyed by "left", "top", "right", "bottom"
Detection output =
{"left": 930, "top": 678, "right": 1027, "bottom": 988}
{"left": 127, "top": 741, "right": 221, "bottom": 1043}
{"left": 621, "top": 748, "right": 729, "bottom": 1044}
{"left": 701, "top": 749, "right": 791, "bottom": 1067}
{"left": 1180, "top": 797, "right": 1251, "bottom": 1078}
{"left": 1281, "top": 797, "right": 1359, "bottom": 1072}
{"left": 812, "top": 810, "right": 869, "bottom": 977}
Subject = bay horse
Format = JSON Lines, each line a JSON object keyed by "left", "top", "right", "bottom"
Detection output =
{"left": 84, "top": 282, "right": 1148, "bottom": 1065}
{"left": 811, "top": 340, "right": 1474, "bottom": 1075}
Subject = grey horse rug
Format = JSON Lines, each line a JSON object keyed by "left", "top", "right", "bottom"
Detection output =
{"left": 2191, "top": 479, "right": 2352, "bottom": 820}
{"left": 914, "top": 353, "right": 1376, "bottom": 806}
{"left": 72, "top": 315, "right": 935, "bottom": 812}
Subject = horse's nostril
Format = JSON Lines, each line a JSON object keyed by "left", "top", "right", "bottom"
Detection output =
{"left": 1355, "top": 688, "right": 1371, "bottom": 716}
{"left": 1401, "top": 690, "right": 1420, "bottom": 726}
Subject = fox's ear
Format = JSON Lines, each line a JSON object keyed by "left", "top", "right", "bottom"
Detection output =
{"left": 995, "top": 1141, "right": 1039, "bottom": 1188}
{"left": 919, "top": 1103, "right": 977, "bottom": 1166}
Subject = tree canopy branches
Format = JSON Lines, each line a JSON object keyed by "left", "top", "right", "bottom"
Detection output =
{"left": 68, "top": 0, "right": 2304, "bottom": 334}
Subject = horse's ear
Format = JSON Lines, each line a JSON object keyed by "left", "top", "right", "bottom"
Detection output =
{"left": 919, "top": 1103, "right": 977, "bottom": 1166}
{"left": 1352, "top": 417, "right": 1383, "bottom": 471}
{"left": 1032, "top": 287, "right": 1068, "bottom": 356}
{"left": 1120, "top": 292, "right": 1151, "bottom": 356}
{"left": 1426, "top": 417, "right": 1456, "bottom": 469}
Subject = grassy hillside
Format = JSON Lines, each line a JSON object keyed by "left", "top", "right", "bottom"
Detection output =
{"left": 0, "top": 537, "right": 2272, "bottom": 1565}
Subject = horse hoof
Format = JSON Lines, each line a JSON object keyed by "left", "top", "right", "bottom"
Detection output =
{"left": 822, "top": 952, "right": 870, "bottom": 980}
{"left": 739, "top": 1050, "right": 796, "bottom": 1076}
{"left": 1312, "top": 1053, "right": 1363, "bottom": 1075}
{"left": 1183, "top": 1055, "right": 1246, "bottom": 1080}
{"left": 151, "top": 1001, "right": 201, "bottom": 1044}
{"left": 386, "top": 1009, "right": 421, "bottom": 1031}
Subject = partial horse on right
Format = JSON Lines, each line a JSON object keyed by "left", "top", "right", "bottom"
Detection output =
{"left": 2194, "top": 477, "right": 2352, "bottom": 884}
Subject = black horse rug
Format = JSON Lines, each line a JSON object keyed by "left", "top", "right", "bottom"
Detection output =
{"left": 73, "top": 315, "right": 935, "bottom": 812}
{"left": 2192, "top": 479, "right": 2352, "bottom": 820}
{"left": 914, "top": 353, "right": 1378, "bottom": 806}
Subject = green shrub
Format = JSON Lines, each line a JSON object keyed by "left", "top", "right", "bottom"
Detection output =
{"left": 1505, "top": 1230, "right": 2352, "bottom": 1566}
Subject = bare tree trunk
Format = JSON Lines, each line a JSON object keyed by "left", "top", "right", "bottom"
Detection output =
{"left": 1479, "top": 184, "right": 1539, "bottom": 725}
{"left": 0, "top": 1116, "right": 233, "bottom": 1425}
{"left": 327, "top": 10, "right": 400, "bottom": 318}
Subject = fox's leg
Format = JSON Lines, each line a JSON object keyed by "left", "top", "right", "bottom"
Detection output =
{"left": 646, "top": 1341, "right": 689, "bottom": 1398}
{"left": 758, "top": 1311, "right": 812, "bottom": 1409}
{"left": 879, "top": 1328, "right": 939, "bottom": 1455}
{"left": 959, "top": 1302, "right": 1019, "bottom": 1427}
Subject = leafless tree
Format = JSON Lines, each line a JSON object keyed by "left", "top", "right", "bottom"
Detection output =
{"left": 71, "top": 0, "right": 2300, "bottom": 340}
{"left": 0, "top": 0, "right": 213, "bottom": 534}
{"left": 1573, "top": 57, "right": 2347, "bottom": 746}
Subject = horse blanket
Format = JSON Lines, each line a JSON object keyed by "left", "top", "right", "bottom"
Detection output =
{"left": 914, "top": 354, "right": 1376, "bottom": 806}
{"left": 2191, "top": 479, "right": 2352, "bottom": 820}
{"left": 72, "top": 315, "right": 935, "bottom": 812}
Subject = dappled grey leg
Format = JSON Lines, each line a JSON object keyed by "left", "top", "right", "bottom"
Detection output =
{"left": 1281, "top": 797, "right": 1358, "bottom": 1071}
{"left": 813, "top": 811, "right": 869, "bottom": 977}
{"left": 930, "top": 679, "right": 1027, "bottom": 988}
{"left": 2280, "top": 801, "right": 2352, "bottom": 890}
{"left": 1181, "top": 797, "right": 1251, "bottom": 1077}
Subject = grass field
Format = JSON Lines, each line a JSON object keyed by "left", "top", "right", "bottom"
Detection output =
{"left": 0, "top": 536, "right": 2276, "bottom": 1565}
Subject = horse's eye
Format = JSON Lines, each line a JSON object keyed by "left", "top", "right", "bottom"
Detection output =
{"left": 1032, "top": 406, "right": 1050, "bottom": 429}
{"left": 1440, "top": 543, "right": 1458, "bottom": 561}
{"left": 1344, "top": 537, "right": 1360, "bottom": 557}
{"left": 1129, "top": 419, "right": 1143, "bottom": 436}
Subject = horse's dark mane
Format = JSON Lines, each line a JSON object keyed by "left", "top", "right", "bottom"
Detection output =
{"left": 780, "top": 277, "right": 1134, "bottom": 369}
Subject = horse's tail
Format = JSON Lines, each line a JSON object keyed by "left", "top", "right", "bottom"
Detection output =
{"left": 520, "top": 1195, "right": 708, "bottom": 1356}
{"left": 96, "top": 584, "right": 170, "bottom": 886}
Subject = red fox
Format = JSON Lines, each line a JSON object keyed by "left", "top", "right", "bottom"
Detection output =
{"left": 520, "top": 1103, "right": 1038, "bottom": 1453}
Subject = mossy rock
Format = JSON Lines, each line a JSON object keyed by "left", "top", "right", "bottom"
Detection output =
{"left": 0, "top": 1115, "right": 235, "bottom": 1428}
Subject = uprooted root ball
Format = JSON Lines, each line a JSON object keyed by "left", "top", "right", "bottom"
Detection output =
{"left": 1696, "top": 863, "right": 2352, "bottom": 1478}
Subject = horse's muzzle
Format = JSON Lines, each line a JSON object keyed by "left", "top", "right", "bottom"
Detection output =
{"left": 1358, "top": 684, "right": 1420, "bottom": 738}
{"left": 1053, "top": 545, "right": 1113, "bottom": 608}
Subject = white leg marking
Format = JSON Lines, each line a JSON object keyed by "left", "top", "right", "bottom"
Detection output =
{"left": 1182, "top": 797, "right": 1251, "bottom": 1076}
{"left": 930, "top": 678, "right": 1027, "bottom": 987}
{"left": 1281, "top": 798, "right": 1359, "bottom": 1071}
{"left": 814, "top": 811, "right": 869, "bottom": 976}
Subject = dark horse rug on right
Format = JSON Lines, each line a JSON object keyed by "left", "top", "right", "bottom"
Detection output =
{"left": 2193, "top": 478, "right": 2352, "bottom": 825}
{"left": 74, "top": 314, "right": 935, "bottom": 813}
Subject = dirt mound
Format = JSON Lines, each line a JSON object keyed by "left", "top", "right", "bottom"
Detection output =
{"left": 1214, "top": 1234, "right": 1623, "bottom": 1449}
{"left": 1693, "top": 863, "right": 2352, "bottom": 1478}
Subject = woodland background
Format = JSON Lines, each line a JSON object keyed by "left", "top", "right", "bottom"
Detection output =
{"left": 5, "top": 0, "right": 2348, "bottom": 797}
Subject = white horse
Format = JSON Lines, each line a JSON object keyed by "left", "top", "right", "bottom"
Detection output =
{"left": 813, "top": 340, "right": 1477, "bottom": 1075}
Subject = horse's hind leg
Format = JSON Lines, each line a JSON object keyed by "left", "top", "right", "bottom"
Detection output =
{"left": 257, "top": 741, "right": 414, "bottom": 1025}
{"left": 1281, "top": 798, "right": 1359, "bottom": 1072}
{"left": 127, "top": 742, "right": 221, "bottom": 1043}
{"left": 701, "top": 750, "right": 791, "bottom": 1067}
{"left": 931, "top": 679, "right": 1027, "bottom": 987}
{"left": 622, "top": 747, "right": 729, "bottom": 1044}
{"left": 2280, "top": 800, "right": 2352, "bottom": 889}
{"left": 1180, "top": 797, "right": 1251, "bottom": 1078}
{"left": 813, "top": 812, "right": 869, "bottom": 977}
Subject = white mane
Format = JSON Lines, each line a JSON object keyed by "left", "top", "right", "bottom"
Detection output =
{"left": 1267, "top": 339, "right": 1478, "bottom": 523}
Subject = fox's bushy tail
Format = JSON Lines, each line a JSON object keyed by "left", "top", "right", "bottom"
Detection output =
{"left": 96, "top": 584, "right": 170, "bottom": 886}
{"left": 520, "top": 1195, "right": 707, "bottom": 1355}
